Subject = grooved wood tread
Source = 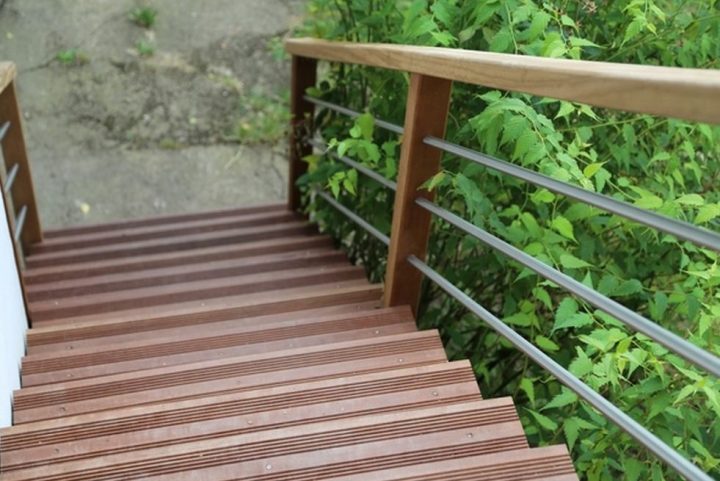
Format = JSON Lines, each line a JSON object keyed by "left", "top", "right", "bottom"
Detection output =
{"left": 3, "top": 205, "right": 577, "bottom": 480}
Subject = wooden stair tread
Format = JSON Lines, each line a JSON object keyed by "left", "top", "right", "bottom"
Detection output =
{"left": 42, "top": 203, "right": 287, "bottom": 239}
{"left": 2, "top": 401, "right": 530, "bottom": 481}
{"left": 29, "top": 263, "right": 366, "bottom": 323}
{"left": 22, "top": 306, "right": 417, "bottom": 386}
{"left": 23, "top": 234, "right": 333, "bottom": 284}
{"left": 2, "top": 362, "right": 484, "bottom": 470}
{"left": 26, "top": 220, "right": 315, "bottom": 268}
{"left": 31, "top": 210, "right": 301, "bottom": 254}
{"left": 25, "top": 281, "right": 383, "bottom": 344}
{"left": 3, "top": 206, "right": 577, "bottom": 480}
{"left": 25, "top": 247, "right": 344, "bottom": 301}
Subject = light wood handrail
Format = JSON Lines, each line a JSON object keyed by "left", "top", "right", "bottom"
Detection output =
{"left": 286, "top": 38, "right": 720, "bottom": 124}
{"left": 0, "top": 62, "right": 16, "bottom": 94}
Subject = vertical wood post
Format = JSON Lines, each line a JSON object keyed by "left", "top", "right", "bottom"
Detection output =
{"left": 287, "top": 55, "right": 317, "bottom": 212}
{"left": 0, "top": 79, "right": 42, "bottom": 251}
{"left": 384, "top": 74, "right": 452, "bottom": 315}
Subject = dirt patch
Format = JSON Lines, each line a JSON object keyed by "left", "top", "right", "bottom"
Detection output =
{"left": 0, "top": 0, "right": 304, "bottom": 228}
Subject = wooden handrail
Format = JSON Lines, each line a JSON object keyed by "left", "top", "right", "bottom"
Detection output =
{"left": 286, "top": 38, "right": 720, "bottom": 124}
{"left": 0, "top": 62, "right": 16, "bottom": 94}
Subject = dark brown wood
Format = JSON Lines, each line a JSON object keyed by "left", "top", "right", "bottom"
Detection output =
{"left": 288, "top": 55, "right": 317, "bottom": 211}
{"left": 43, "top": 203, "right": 286, "bottom": 239}
{"left": 384, "top": 74, "right": 452, "bottom": 314}
{"left": 3, "top": 205, "right": 576, "bottom": 480}
{"left": 0, "top": 80, "right": 42, "bottom": 251}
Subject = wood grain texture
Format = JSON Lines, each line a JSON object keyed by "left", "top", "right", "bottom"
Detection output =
{"left": 0, "top": 80, "right": 42, "bottom": 250}
{"left": 3, "top": 206, "right": 576, "bottom": 479}
{"left": 288, "top": 55, "right": 317, "bottom": 210}
{"left": 0, "top": 62, "right": 15, "bottom": 93}
{"left": 42, "top": 203, "right": 286, "bottom": 238}
{"left": 285, "top": 38, "right": 720, "bottom": 124}
{"left": 384, "top": 74, "right": 452, "bottom": 314}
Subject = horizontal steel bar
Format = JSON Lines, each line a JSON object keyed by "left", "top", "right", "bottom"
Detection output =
{"left": 13, "top": 204, "right": 27, "bottom": 243}
{"left": 307, "top": 138, "right": 398, "bottom": 191}
{"left": 304, "top": 96, "right": 405, "bottom": 135}
{"left": 0, "top": 121, "right": 9, "bottom": 142}
{"left": 407, "top": 254, "right": 712, "bottom": 481}
{"left": 4, "top": 163, "right": 19, "bottom": 194}
{"left": 416, "top": 197, "right": 720, "bottom": 378}
{"left": 315, "top": 189, "right": 390, "bottom": 246}
{"left": 425, "top": 136, "right": 720, "bottom": 253}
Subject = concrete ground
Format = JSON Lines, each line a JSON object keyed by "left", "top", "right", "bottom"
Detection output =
{"left": 0, "top": 0, "right": 304, "bottom": 228}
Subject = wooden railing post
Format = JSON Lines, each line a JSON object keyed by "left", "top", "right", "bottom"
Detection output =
{"left": 384, "top": 74, "right": 452, "bottom": 315}
{"left": 287, "top": 55, "right": 317, "bottom": 212}
{"left": 0, "top": 73, "right": 42, "bottom": 252}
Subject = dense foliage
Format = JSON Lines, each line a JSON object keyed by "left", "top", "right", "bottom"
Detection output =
{"left": 293, "top": 1, "right": 720, "bottom": 479}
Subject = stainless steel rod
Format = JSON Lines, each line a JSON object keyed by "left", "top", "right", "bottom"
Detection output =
{"left": 304, "top": 96, "right": 405, "bottom": 135}
{"left": 4, "top": 163, "right": 19, "bottom": 194}
{"left": 316, "top": 190, "right": 390, "bottom": 246}
{"left": 416, "top": 197, "right": 720, "bottom": 377}
{"left": 13, "top": 204, "right": 27, "bottom": 243}
{"left": 307, "top": 138, "right": 397, "bottom": 191}
{"left": 425, "top": 136, "right": 720, "bottom": 253}
{"left": 0, "top": 121, "right": 10, "bottom": 142}
{"left": 408, "top": 254, "right": 713, "bottom": 481}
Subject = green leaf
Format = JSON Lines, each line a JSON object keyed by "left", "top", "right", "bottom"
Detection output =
{"left": 695, "top": 203, "right": 720, "bottom": 224}
{"left": 356, "top": 113, "right": 375, "bottom": 141}
{"left": 569, "top": 36, "right": 601, "bottom": 48}
{"left": 583, "top": 162, "right": 605, "bottom": 179}
{"left": 560, "top": 253, "right": 591, "bottom": 269}
{"left": 569, "top": 347, "right": 593, "bottom": 377}
{"left": 535, "top": 335, "right": 560, "bottom": 352}
{"left": 530, "top": 189, "right": 555, "bottom": 204}
{"left": 424, "top": 171, "right": 446, "bottom": 191}
{"left": 563, "top": 417, "right": 579, "bottom": 450}
{"left": 519, "top": 377, "right": 535, "bottom": 406}
{"left": 560, "top": 15, "right": 576, "bottom": 27}
{"left": 555, "top": 101, "right": 574, "bottom": 119}
{"left": 676, "top": 193, "right": 705, "bottom": 206}
{"left": 634, "top": 193, "right": 663, "bottom": 210}
{"left": 542, "top": 388, "right": 578, "bottom": 410}
{"left": 623, "top": 14, "right": 646, "bottom": 44}
{"left": 613, "top": 279, "right": 644, "bottom": 296}
{"left": 551, "top": 216, "right": 576, "bottom": 241}
{"left": 527, "top": 409, "right": 558, "bottom": 431}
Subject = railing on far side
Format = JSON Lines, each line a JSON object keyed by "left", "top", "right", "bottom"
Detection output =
{"left": 284, "top": 38, "right": 720, "bottom": 481}
{"left": 0, "top": 62, "right": 42, "bottom": 262}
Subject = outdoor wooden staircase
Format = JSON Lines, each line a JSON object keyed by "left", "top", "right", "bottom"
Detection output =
{"left": 0, "top": 203, "right": 577, "bottom": 480}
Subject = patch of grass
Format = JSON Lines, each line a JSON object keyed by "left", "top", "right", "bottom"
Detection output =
{"left": 158, "top": 138, "right": 183, "bottom": 150}
{"left": 56, "top": 49, "right": 89, "bottom": 66}
{"left": 129, "top": 6, "right": 158, "bottom": 29}
{"left": 267, "top": 36, "right": 289, "bottom": 62}
{"left": 136, "top": 39, "right": 155, "bottom": 57}
{"left": 233, "top": 89, "right": 290, "bottom": 145}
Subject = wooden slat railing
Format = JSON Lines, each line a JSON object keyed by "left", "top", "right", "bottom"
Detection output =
{"left": 0, "top": 62, "right": 42, "bottom": 261}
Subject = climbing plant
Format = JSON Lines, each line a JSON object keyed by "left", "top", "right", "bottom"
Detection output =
{"left": 294, "top": 1, "right": 720, "bottom": 479}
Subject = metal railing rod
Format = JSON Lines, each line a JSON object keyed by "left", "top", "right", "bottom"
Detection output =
{"left": 416, "top": 197, "right": 720, "bottom": 377}
{"left": 13, "top": 204, "right": 27, "bottom": 243}
{"left": 407, "top": 254, "right": 712, "bottom": 481}
{"left": 307, "top": 138, "right": 398, "bottom": 191}
{"left": 315, "top": 189, "right": 390, "bottom": 246}
{"left": 424, "top": 136, "right": 720, "bottom": 253}
{"left": 304, "top": 96, "right": 405, "bottom": 135}
{"left": 4, "top": 163, "right": 19, "bottom": 194}
{"left": 0, "top": 121, "right": 10, "bottom": 142}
